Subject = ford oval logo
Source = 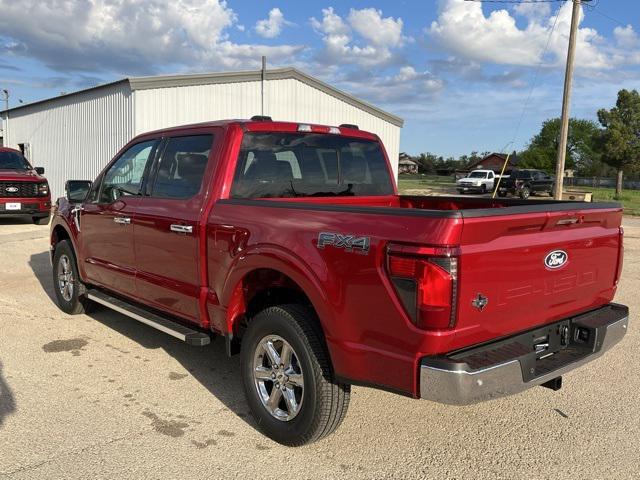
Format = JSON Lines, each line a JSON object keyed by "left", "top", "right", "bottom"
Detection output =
{"left": 5, "top": 187, "right": 19, "bottom": 193}
{"left": 545, "top": 250, "right": 568, "bottom": 269}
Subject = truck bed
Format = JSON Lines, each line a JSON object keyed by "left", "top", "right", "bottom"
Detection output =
{"left": 211, "top": 194, "right": 623, "bottom": 395}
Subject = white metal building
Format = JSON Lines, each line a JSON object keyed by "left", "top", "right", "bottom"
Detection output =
{"left": 1, "top": 68, "right": 403, "bottom": 197}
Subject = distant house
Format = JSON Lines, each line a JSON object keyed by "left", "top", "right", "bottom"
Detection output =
{"left": 467, "top": 152, "right": 520, "bottom": 174}
{"left": 398, "top": 153, "right": 418, "bottom": 174}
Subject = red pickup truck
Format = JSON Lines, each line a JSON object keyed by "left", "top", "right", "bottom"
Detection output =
{"left": 1, "top": 147, "right": 51, "bottom": 224}
{"left": 50, "top": 118, "right": 628, "bottom": 446}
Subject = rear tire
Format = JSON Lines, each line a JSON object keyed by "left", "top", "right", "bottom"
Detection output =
{"left": 52, "top": 240, "right": 91, "bottom": 315}
{"left": 241, "top": 304, "right": 351, "bottom": 446}
{"left": 519, "top": 186, "right": 531, "bottom": 199}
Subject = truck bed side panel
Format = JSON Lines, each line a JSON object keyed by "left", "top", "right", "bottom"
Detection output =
{"left": 207, "top": 201, "right": 463, "bottom": 395}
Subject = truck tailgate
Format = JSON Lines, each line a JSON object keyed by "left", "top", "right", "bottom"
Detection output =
{"left": 455, "top": 207, "right": 623, "bottom": 345}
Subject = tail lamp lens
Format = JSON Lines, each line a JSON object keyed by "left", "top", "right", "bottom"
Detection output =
{"left": 387, "top": 248, "right": 458, "bottom": 330}
{"left": 615, "top": 226, "right": 624, "bottom": 285}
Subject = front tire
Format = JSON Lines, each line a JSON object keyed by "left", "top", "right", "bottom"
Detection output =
{"left": 52, "top": 240, "right": 90, "bottom": 315}
{"left": 241, "top": 305, "right": 351, "bottom": 446}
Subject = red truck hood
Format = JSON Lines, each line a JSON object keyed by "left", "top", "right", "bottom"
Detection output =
{"left": 0, "top": 169, "right": 45, "bottom": 182}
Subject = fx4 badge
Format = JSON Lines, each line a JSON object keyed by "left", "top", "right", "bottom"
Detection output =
{"left": 317, "top": 232, "right": 370, "bottom": 255}
{"left": 472, "top": 293, "right": 489, "bottom": 312}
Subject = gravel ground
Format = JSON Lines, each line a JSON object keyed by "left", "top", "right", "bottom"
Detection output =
{"left": 0, "top": 216, "right": 638, "bottom": 480}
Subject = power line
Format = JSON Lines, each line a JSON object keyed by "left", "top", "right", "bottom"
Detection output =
{"left": 463, "top": 0, "right": 567, "bottom": 4}
{"left": 586, "top": 5, "right": 628, "bottom": 28}
{"left": 509, "top": 1, "right": 562, "bottom": 148}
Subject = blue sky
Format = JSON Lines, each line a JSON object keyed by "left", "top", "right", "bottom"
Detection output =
{"left": 1, "top": 0, "right": 639, "bottom": 157}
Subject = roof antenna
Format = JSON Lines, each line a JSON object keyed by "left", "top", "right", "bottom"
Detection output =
{"left": 261, "top": 55, "right": 267, "bottom": 116}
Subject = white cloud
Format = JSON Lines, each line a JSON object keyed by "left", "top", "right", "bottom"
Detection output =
{"left": 347, "top": 8, "right": 404, "bottom": 48}
{"left": 513, "top": 2, "right": 551, "bottom": 21}
{"left": 429, "top": 0, "right": 630, "bottom": 71}
{"left": 310, "top": 7, "right": 405, "bottom": 67}
{"left": 614, "top": 25, "right": 639, "bottom": 48}
{"left": 331, "top": 65, "right": 443, "bottom": 106}
{"left": 255, "top": 8, "right": 289, "bottom": 39}
{"left": 0, "top": 0, "right": 303, "bottom": 74}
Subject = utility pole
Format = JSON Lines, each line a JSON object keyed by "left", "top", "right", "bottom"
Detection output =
{"left": 261, "top": 56, "right": 267, "bottom": 116}
{"left": 1, "top": 89, "right": 8, "bottom": 148}
{"left": 554, "top": 0, "right": 589, "bottom": 200}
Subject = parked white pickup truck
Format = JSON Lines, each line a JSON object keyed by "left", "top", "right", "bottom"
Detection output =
{"left": 456, "top": 169, "right": 499, "bottom": 194}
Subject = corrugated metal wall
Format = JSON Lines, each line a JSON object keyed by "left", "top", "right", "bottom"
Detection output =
{"left": 6, "top": 82, "right": 133, "bottom": 198}
{"left": 133, "top": 78, "right": 401, "bottom": 177}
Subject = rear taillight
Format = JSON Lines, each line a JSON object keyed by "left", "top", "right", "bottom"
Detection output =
{"left": 387, "top": 244, "right": 458, "bottom": 330}
{"left": 615, "top": 226, "right": 624, "bottom": 285}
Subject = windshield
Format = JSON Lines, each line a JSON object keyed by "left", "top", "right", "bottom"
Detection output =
{"left": 468, "top": 171, "right": 487, "bottom": 178}
{"left": 0, "top": 151, "right": 31, "bottom": 170}
{"left": 230, "top": 132, "right": 394, "bottom": 198}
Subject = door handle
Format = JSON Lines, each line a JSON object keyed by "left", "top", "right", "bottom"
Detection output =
{"left": 170, "top": 224, "right": 193, "bottom": 234}
{"left": 113, "top": 216, "right": 131, "bottom": 225}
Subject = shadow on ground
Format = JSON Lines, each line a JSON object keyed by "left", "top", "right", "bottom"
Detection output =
{"left": 0, "top": 218, "right": 32, "bottom": 226}
{"left": 0, "top": 361, "right": 16, "bottom": 429}
{"left": 28, "top": 251, "right": 254, "bottom": 430}
{"left": 29, "top": 251, "right": 57, "bottom": 305}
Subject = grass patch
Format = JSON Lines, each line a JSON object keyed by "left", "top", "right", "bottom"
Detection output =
{"left": 588, "top": 187, "right": 640, "bottom": 216}
{"left": 398, "top": 175, "right": 454, "bottom": 192}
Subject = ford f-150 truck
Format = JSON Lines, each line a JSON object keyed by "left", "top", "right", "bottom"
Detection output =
{"left": 0, "top": 147, "right": 51, "bottom": 224}
{"left": 49, "top": 118, "right": 629, "bottom": 446}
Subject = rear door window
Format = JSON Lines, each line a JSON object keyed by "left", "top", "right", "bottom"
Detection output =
{"left": 230, "top": 132, "right": 394, "bottom": 198}
{"left": 151, "top": 135, "right": 213, "bottom": 199}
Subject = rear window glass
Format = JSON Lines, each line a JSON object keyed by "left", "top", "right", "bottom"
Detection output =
{"left": 230, "top": 133, "right": 394, "bottom": 198}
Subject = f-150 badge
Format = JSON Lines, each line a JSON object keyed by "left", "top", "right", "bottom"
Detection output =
{"left": 317, "top": 232, "right": 370, "bottom": 255}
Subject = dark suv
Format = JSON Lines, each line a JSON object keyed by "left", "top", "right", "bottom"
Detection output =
{"left": 497, "top": 169, "right": 554, "bottom": 199}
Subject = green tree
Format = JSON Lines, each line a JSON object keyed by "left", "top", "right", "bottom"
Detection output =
{"left": 519, "top": 118, "right": 603, "bottom": 174}
{"left": 414, "top": 152, "right": 438, "bottom": 174}
{"left": 597, "top": 89, "right": 640, "bottom": 196}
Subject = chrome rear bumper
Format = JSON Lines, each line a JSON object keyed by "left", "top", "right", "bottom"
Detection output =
{"left": 420, "top": 303, "right": 629, "bottom": 405}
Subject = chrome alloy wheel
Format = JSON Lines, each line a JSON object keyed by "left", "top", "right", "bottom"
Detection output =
{"left": 57, "top": 254, "right": 74, "bottom": 302}
{"left": 253, "top": 335, "right": 304, "bottom": 421}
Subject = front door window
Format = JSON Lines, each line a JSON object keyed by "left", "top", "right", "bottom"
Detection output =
{"left": 99, "top": 140, "right": 157, "bottom": 204}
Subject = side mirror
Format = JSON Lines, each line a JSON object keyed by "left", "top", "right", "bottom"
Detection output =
{"left": 35, "top": 167, "right": 45, "bottom": 175}
{"left": 65, "top": 180, "right": 92, "bottom": 203}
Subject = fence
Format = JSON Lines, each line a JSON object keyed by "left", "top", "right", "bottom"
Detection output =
{"left": 564, "top": 177, "right": 640, "bottom": 190}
